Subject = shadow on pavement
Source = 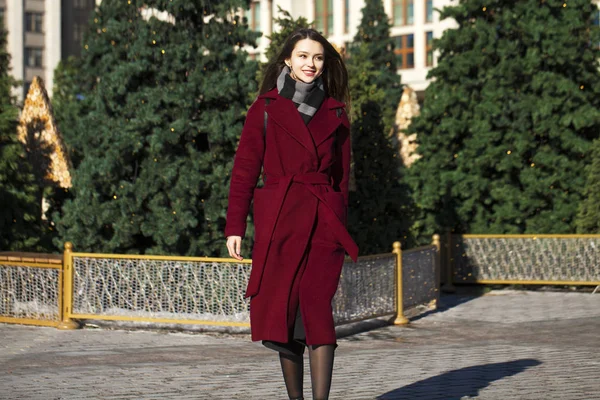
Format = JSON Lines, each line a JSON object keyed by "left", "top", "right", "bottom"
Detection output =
{"left": 408, "top": 284, "right": 502, "bottom": 323}
{"left": 336, "top": 287, "right": 510, "bottom": 338}
{"left": 336, "top": 289, "right": 487, "bottom": 339}
{"left": 336, "top": 315, "right": 395, "bottom": 339}
{"left": 408, "top": 292, "right": 479, "bottom": 322}
{"left": 377, "top": 358, "right": 542, "bottom": 400}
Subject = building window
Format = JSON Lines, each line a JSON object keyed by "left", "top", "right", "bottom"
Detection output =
{"left": 425, "top": 31, "right": 433, "bottom": 66}
{"left": 344, "top": 0, "right": 350, "bottom": 34}
{"left": 425, "top": 0, "right": 433, "bottom": 23}
{"left": 73, "top": 23, "right": 85, "bottom": 44}
{"left": 315, "top": 0, "right": 334, "bottom": 36}
{"left": 245, "top": 1, "right": 261, "bottom": 32}
{"left": 26, "top": 12, "right": 44, "bottom": 33}
{"left": 74, "top": 0, "right": 92, "bottom": 9}
{"left": 25, "top": 47, "right": 43, "bottom": 68}
{"left": 245, "top": 1, "right": 261, "bottom": 45}
{"left": 394, "top": 34, "right": 414, "bottom": 69}
{"left": 394, "top": 0, "right": 414, "bottom": 26}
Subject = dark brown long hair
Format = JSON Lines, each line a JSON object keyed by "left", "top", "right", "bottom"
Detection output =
{"left": 259, "top": 28, "right": 350, "bottom": 106}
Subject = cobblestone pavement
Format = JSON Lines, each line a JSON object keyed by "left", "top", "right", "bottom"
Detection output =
{"left": 0, "top": 290, "right": 599, "bottom": 400}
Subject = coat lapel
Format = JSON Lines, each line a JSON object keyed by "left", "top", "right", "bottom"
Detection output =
{"left": 261, "top": 91, "right": 318, "bottom": 162}
{"left": 309, "top": 97, "right": 351, "bottom": 147}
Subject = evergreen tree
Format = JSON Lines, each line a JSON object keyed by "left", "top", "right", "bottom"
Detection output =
{"left": 576, "top": 138, "right": 600, "bottom": 233}
{"left": 52, "top": 56, "right": 88, "bottom": 168}
{"left": 0, "top": 22, "right": 42, "bottom": 251}
{"left": 264, "top": 7, "right": 311, "bottom": 65}
{"left": 351, "top": 0, "right": 401, "bottom": 135}
{"left": 255, "top": 7, "right": 310, "bottom": 95}
{"left": 48, "top": 57, "right": 86, "bottom": 240}
{"left": 347, "top": 43, "right": 414, "bottom": 254}
{"left": 407, "top": 0, "right": 600, "bottom": 242}
{"left": 55, "top": 0, "right": 260, "bottom": 256}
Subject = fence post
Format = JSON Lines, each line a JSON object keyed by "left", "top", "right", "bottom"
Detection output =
{"left": 442, "top": 232, "right": 456, "bottom": 293}
{"left": 393, "top": 241, "right": 409, "bottom": 325}
{"left": 57, "top": 242, "right": 79, "bottom": 330}
{"left": 432, "top": 234, "right": 441, "bottom": 307}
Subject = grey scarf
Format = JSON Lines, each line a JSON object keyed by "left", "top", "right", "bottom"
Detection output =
{"left": 277, "top": 66, "right": 326, "bottom": 125}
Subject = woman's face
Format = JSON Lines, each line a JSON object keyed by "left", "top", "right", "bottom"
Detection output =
{"left": 285, "top": 38, "right": 325, "bottom": 84}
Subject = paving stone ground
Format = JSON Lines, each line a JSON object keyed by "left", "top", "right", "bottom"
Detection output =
{"left": 0, "top": 290, "right": 599, "bottom": 400}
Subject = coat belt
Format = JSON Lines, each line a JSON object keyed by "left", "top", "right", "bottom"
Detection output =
{"left": 264, "top": 172, "right": 358, "bottom": 261}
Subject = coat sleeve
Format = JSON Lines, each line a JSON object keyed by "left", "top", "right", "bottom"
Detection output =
{"left": 225, "top": 99, "right": 265, "bottom": 238}
{"left": 331, "top": 110, "right": 351, "bottom": 209}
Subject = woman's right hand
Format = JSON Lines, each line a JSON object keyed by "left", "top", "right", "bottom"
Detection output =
{"left": 226, "top": 236, "right": 243, "bottom": 261}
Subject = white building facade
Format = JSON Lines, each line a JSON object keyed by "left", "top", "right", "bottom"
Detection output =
{"left": 0, "top": 0, "right": 96, "bottom": 100}
{"left": 247, "top": 0, "right": 600, "bottom": 94}
{"left": 1, "top": 0, "right": 597, "bottom": 99}
{"left": 246, "top": 0, "right": 458, "bottom": 93}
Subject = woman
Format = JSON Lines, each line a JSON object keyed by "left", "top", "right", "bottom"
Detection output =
{"left": 225, "top": 28, "right": 358, "bottom": 400}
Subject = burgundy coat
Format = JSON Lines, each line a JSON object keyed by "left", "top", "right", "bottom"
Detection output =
{"left": 225, "top": 88, "right": 358, "bottom": 345}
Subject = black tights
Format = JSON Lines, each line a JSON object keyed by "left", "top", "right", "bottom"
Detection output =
{"left": 279, "top": 344, "right": 335, "bottom": 400}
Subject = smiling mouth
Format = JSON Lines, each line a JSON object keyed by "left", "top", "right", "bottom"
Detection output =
{"left": 303, "top": 70, "right": 316, "bottom": 76}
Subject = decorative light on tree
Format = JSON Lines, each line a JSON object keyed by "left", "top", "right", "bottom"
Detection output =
{"left": 17, "top": 76, "right": 72, "bottom": 221}
{"left": 139, "top": 6, "right": 176, "bottom": 24}
{"left": 394, "top": 86, "right": 421, "bottom": 168}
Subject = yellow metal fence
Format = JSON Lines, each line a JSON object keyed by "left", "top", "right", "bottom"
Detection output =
{"left": 448, "top": 234, "right": 600, "bottom": 286}
{"left": 0, "top": 252, "right": 63, "bottom": 327}
{"left": 1, "top": 238, "right": 441, "bottom": 330}
{"left": 68, "top": 250, "right": 252, "bottom": 328}
{"left": 402, "top": 241, "right": 440, "bottom": 314}
{"left": 333, "top": 253, "right": 397, "bottom": 325}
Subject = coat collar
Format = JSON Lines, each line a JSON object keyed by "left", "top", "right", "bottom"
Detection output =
{"left": 258, "top": 89, "right": 349, "bottom": 159}
{"left": 258, "top": 88, "right": 347, "bottom": 111}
